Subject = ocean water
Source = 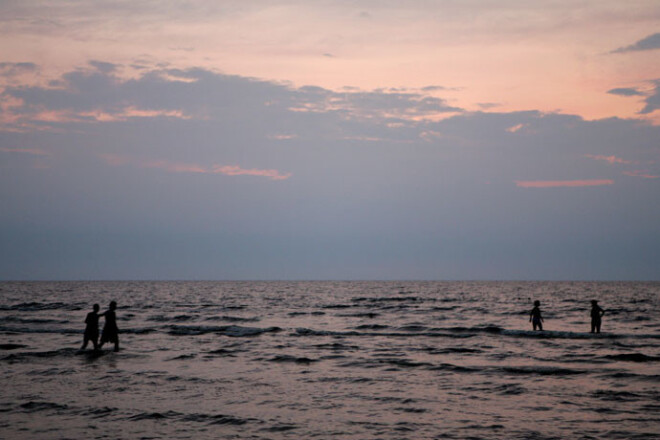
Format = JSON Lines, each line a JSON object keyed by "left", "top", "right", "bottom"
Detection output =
{"left": 1, "top": 281, "right": 659, "bottom": 440}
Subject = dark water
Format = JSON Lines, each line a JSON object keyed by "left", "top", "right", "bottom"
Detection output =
{"left": 1, "top": 281, "right": 659, "bottom": 439}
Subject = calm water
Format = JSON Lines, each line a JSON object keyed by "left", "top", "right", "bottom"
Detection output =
{"left": 1, "top": 281, "right": 659, "bottom": 439}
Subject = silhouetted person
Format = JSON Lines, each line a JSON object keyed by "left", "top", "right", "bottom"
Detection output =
{"left": 81, "top": 304, "right": 100, "bottom": 350}
{"left": 590, "top": 300, "right": 605, "bottom": 333}
{"left": 98, "top": 301, "right": 119, "bottom": 352}
{"left": 530, "top": 300, "right": 544, "bottom": 331}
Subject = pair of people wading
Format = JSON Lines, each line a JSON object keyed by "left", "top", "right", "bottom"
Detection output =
{"left": 529, "top": 300, "right": 605, "bottom": 333}
{"left": 81, "top": 301, "right": 119, "bottom": 352}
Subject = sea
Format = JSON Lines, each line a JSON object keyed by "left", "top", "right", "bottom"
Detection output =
{"left": 1, "top": 281, "right": 659, "bottom": 440}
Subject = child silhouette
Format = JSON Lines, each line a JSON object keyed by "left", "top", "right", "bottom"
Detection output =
{"left": 81, "top": 304, "right": 100, "bottom": 350}
{"left": 590, "top": 300, "right": 605, "bottom": 333}
{"left": 98, "top": 301, "right": 120, "bottom": 352}
{"left": 530, "top": 300, "right": 544, "bottom": 331}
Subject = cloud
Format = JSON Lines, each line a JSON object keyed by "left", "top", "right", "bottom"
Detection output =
{"left": 88, "top": 60, "right": 119, "bottom": 74}
{"left": 584, "top": 154, "right": 634, "bottom": 165}
{"left": 101, "top": 155, "right": 291, "bottom": 180}
{"left": 0, "top": 62, "right": 38, "bottom": 77}
{"left": 515, "top": 180, "right": 614, "bottom": 188}
{"left": 612, "top": 33, "right": 660, "bottom": 53}
{"left": 212, "top": 165, "right": 291, "bottom": 180}
{"left": 607, "top": 87, "right": 645, "bottom": 97}
{"left": 623, "top": 170, "right": 660, "bottom": 179}
{"left": 0, "top": 62, "right": 461, "bottom": 133}
{"left": 477, "top": 102, "right": 501, "bottom": 110}
{"left": 506, "top": 123, "right": 525, "bottom": 133}
{"left": 421, "top": 86, "right": 446, "bottom": 92}
{"left": 640, "top": 80, "right": 660, "bottom": 115}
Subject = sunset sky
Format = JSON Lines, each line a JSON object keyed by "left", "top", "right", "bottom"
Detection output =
{"left": 1, "top": 0, "right": 659, "bottom": 280}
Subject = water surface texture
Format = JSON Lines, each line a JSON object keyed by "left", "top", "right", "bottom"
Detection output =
{"left": 1, "top": 281, "right": 659, "bottom": 439}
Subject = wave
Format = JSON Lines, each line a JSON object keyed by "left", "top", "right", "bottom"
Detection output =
{"left": 0, "top": 302, "right": 82, "bottom": 311}
{"left": 352, "top": 296, "right": 422, "bottom": 303}
{"left": 78, "top": 406, "right": 117, "bottom": 418}
{"left": 293, "top": 325, "right": 660, "bottom": 341}
{"left": 340, "top": 357, "right": 433, "bottom": 369}
{"left": 206, "top": 315, "right": 261, "bottom": 323}
{"left": 338, "top": 312, "right": 380, "bottom": 318}
{"left": 148, "top": 314, "right": 197, "bottom": 322}
{"left": 602, "top": 353, "right": 660, "bottom": 362}
{"left": 601, "top": 371, "right": 660, "bottom": 382}
{"left": 0, "top": 325, "right": 156, "bottom": 335}
{"left": 0, "top": 316, "right": 69, "bottom": 324}
{"left": 355, "top": 324, "right": 389, "bottom": 330}
{"left": 269, "top": 355, "right": 318, "bottom": 364}
{"left": 19, "top": 401, "right": 69, "bottom": 413}
{"left": 2, "top": 348, "right": 80, "bottom": 362}
{"left": 420, "top": 346, "right": 483, "bottom": 355}
{"left": 0, "top": 325, "right": 80, "bottom": 335}
{"left": 312, "top": 342, "right": 360, "bottom": 351}
{"left": 498, "top": 366, "right": 587, "bottom": 376}
{"left": 168, "top": 354, "right": 197, "bottom": 361}
{"left": 591, "top": 390, "right": 642, "bottom": 402}
{"left": 167, "top": 325, "right": 281, "bottom": 337}
{"left": 204, "top": 348, "right": 239, "bottom": 357}
{"left": 397, "top": 325, "right": 429, "bottom": 332}
{"left": 126, "top": 409, "right": 254, "bottom": 426}
{"left": 0, "top": 343, "right": 27, "bottom": 350}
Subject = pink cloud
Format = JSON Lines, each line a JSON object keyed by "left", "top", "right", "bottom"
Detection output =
{"left": 99, "top": 154, "right": 291, "bottom": 180}
{"left": 623, "top": 170, "right": 660, "bottom": 179}
{"left": 506, "top": 123, "right": 525, "bottom": 133}
{"left": 515, "top": 179, "right": 614, "bottom": 188}
{"left": 584, "top": 154, "right": 634, "bottom": 165}
{"left": 212, "top": 165, "right": 292, "bottom": 180}
{"left": 144, "top": 160, "right": 207, "bottom": 174}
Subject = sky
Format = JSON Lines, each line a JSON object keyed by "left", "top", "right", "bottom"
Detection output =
{"left": 1, "top": 0, "right": 659, "bottom": 280}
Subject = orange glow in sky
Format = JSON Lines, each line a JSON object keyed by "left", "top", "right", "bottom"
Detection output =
{"left": 1, "top": 1, "right": 659, "bottom": 122}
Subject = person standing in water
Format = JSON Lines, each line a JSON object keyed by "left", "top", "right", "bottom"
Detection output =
{"left": 529, "top": 300, "right": 544, "bottom": 331}
{"left": 590, "top": 300, "right": 605, "bottom": 333}
{"left": 98, "top": 301, "right": 120, "bottom": 352}
{"left": 81, "top": 304, "right": 100, "bottom": 350}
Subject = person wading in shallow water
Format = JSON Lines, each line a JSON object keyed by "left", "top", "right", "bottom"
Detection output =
{"left": 98, "top": 301, "right": 120, "bottom": 352}
{"left": 81, "top": 304, "right": 100, "bottom": 350}
{"left": 529, "top": 300, "right": 544, "bottom": 331}
{"left": 590, "top": 300, "right": 605, "bottom": 333}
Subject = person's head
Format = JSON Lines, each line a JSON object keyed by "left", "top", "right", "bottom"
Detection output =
{"left": 591, "top": 300, "right": 598, "bottom": 306}
{"left": 109, "top": 301, "right": 117, "bottom": 310}
{"left": 534, "top": 300, "right": 540, "bottom": 307}
{"left": 93, "top": 304, "right": 99, "bottom": 312}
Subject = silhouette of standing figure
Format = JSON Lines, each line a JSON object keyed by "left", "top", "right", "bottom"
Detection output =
{"left": 530, "top": 300, "right": 544, "bottom": 331}
{"left": 590, "top": 300, "right": 605, "bottom": 333}
{"left": 81, "top": 304, "right": 100, "bottom": 350}
{"left": 99, "top": 301, "right": 119, "bottom": 352}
